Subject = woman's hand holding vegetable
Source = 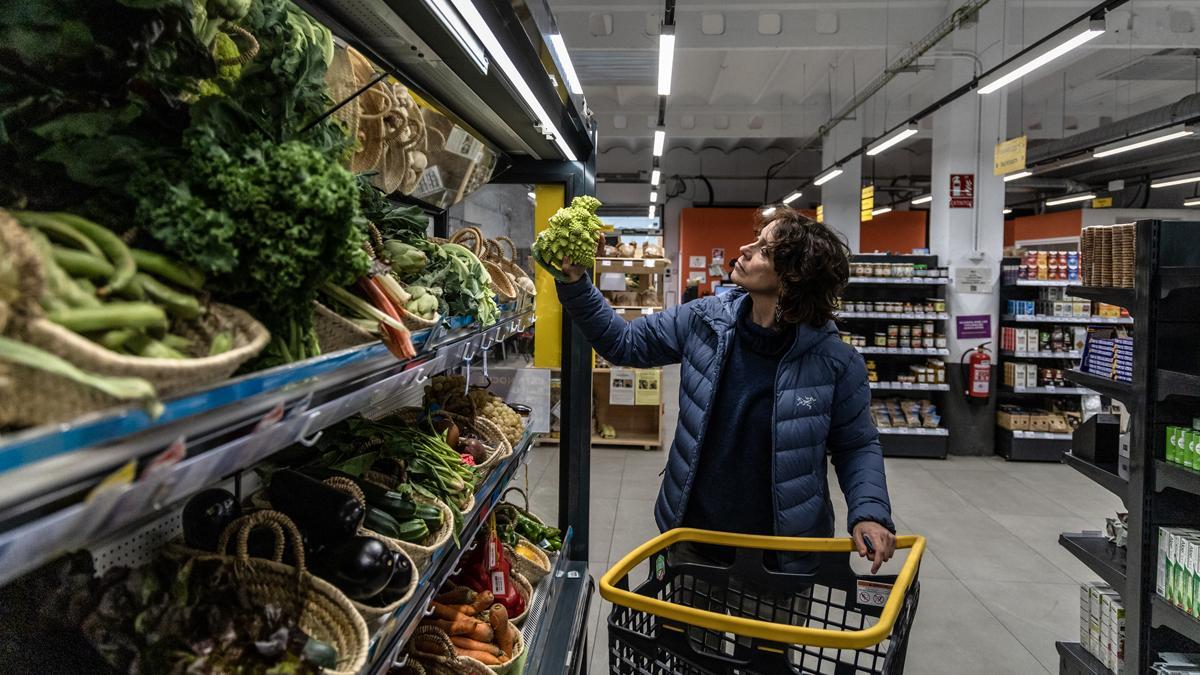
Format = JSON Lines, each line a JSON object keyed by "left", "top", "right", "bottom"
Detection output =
{"left": 560, "top": 256, "right": 586, "bottom": 284}
{"left": 853, "top": 521, "right": 896, "bottom": 574}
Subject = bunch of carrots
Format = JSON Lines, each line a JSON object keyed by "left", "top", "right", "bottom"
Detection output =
{"left": 415, "top": 586, "right": 519, "bottom": 666}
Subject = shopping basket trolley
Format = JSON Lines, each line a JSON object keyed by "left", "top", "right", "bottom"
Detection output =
{"left": 600, "top": 529, "right": 925, "bottom": 675}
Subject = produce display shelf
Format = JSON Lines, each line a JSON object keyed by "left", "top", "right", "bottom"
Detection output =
{"left": 591, "top": 433, "right": 662, "bottom": 449}
{"left": 597, "top": 258, "right": 670, "bottom": 274}
{"left": 856, "top": 347, "right": 950, "bottom": 356}
{"left": 836, "top": 311, "right": 950, "bottom": 320}
{"left": 1003, "top": 385, "right": 1094, "bottom": 395}
{"left": 847, "top": 276, "right": 949, "bottom": 285}
{"left": 997, "top": 429, "right": 1072, "bottom": 461}
{"left": 1001, "top": 314, "right": 1133, "bottom": 325}
{"left": 1013, "top": 279, "right": 1074, "bottom": 287}
{"left": 1056, "top": 641, "right": 1114, "bottom": 675}
{"left": 878, "top": 427, "right": 948, "bottom": 436}
{"left": 1066, "top": 285, "right": 1135, "bottom": 312}
{"left": 522, "top": 560, "right": 594, "bottom": 675}
{"left": 1065, "top": 370, "right": 1134, "bottom": 405}
{"left": 1001, "top": 350, "right": 1082, "bottom": 359}
{"left": 0, "top": 310, "right": 532, "bottom": 474}
{"left": 1063, "top": 453, "right": 1126, "bottom": 500}
{"left": 1151, "top": 594, "right": 1200, "bottom": 645}
{"left": 869, "top": 382, "right": 950, "bottom": 391}
{"left": 1058, "top": 533, "right": 1127, "bottom": 592}
{"left": 1157, "top": 369, "right": 1200, "bottom": 401}
{"left": 1154, "top": 460, "right": 1200, "bottom": 496}
{"left": 596, "top": 257, "right": 670, "bottom": 265}
{"left": 0, "top": 312, "right": 535, "bottom": 587}
{"left": 364, "top": 429, "right": 538, "bottom": 675}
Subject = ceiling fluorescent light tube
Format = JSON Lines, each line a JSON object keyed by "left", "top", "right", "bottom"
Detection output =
{"left": 650, "top": 169, "right": 661, "bottom": 186}
{"left": 866, "top": 123, "right": 919, "bottom": 156}
{"left": 447, "top": 0, "right": 576, "bottom": 160}
{"left": 1003, "top": 208, "right": 1013, "bottom": 214}
{"left": 649, "top": 205, "right": 656, "bottom": 218}
{"left": 761, "top": 206, "right": 777, "bottom": 217}
{"left": 657, "top": 33, "right": 675, "bottom": 96}
{"left": 782, "top": 191, "right": 803, "bottom": 205}
{"left": 871, "top": 206, "right": 892, "bottom": 216}
{"left": 549, "top": 34, "right": 584, "bottom": 95}
{"left": 1093, "top": 124, "right": 1195, "bottom": 159}
{"left": 1185, "top": 198, "right": 1200, "bottom": 207}
{"left": 1004, "top": 170, "right": 1032, "bottom": 182}
{"left": 813, "top": 167, "right": 843, "bottom": 187}
{"left": 652, "top": 129, "right": 666, "bottom": 156}
{"left": 1151, "top": 172, "right": 1200, "bottom": 189}
{"left": 423, "top": 0, "right": 489, "bottom": 72}
{"left": 1045, "top": 192, "right": 1097, "bottom": 207}
{"left": 649, "top": 190, "right": 658, "bottom": 202}
{"left": 978, "top": 19, "right": 1105, "bottom": 95}
{"left": 910, "top": 194, "right": 933, "bottom": 205}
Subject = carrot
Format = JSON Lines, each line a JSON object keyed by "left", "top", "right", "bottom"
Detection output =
{"left": 489, "top": 603, "right": 514, "bottom": 657}
{"left": 470, "top": 590, "right": 495, "bottom": 614}
{"left": 430, "top": 601, "right": 475, "bottom": 621}
{"left": 425, "top": 618, "right": 494, "bottom": 642}
{"left": 435, "top": 586, "right": 475, "bottom": 605}
{"left": 450, "top": 636, "right": 501, "bottom": 656}
{"left": 457, "top": 649, "right": 503, "bottom": 665}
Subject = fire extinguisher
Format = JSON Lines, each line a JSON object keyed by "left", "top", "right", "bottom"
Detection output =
{"left": 961, "top": 342, "right": 992, "bottom": 403}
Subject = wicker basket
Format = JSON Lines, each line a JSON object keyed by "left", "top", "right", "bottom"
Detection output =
{"left": 408, "top": 619, "right": 526, "bottom": 674}
{"left": 497, "top": 488, "right": 559, "bottom": 566}
{"left": 376, "top": 492, "right": 456, "bottom": 571}
{"left": 314, "top": 301, "right": 377, "bottom": 353}
{"left": 504, "top": 534, "right": 551, "bottom": 586}
{"left": 188, "top": 511, "right": 371, "bottom": 675}
{"left": 391, "top": 407, "right": 510, "bottom": 477}
{"left": 451, "top": 228, "right": 517, "bottom": 301}
{"left": 492, "top": 236, "right": 535, "bottom": 298}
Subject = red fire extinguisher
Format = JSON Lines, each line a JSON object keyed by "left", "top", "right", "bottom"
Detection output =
{"left": 961, "top": 342, "right": 992, "bottom": 402}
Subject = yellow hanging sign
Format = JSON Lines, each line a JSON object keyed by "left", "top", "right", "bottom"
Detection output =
{"left": 1092, "top": 197, "right": 1113, "bottom": 208}
{"left": 861, "top": 186, "right": 875, "bottom": 222}
{"left": 994, "top": 136, "right": 1027, "bottom": 176}
{"left": 816, "top": 205, "right": 824, "bottom": 222}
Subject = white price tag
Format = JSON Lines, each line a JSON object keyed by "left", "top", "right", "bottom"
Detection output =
{"left": 887, "top": 347, "right": 898, "bottom": 353}
{"left": 641, "top": 308, "right": 653, "bottom": 315}
{"left": 900, "top": 347, "right": 913, "bottom": 354}
{"left": 1045, "top": 385, "right": 1057, "bottom": 392}
{"left": 902, "top": 382, "right": 915, "bottom": 390}
{"left": 644, "top": 259, "right": 656, "bottom": 268}
{"left": 601, "top": 259, "right": 611, "bottom": 267}
{"left": 623, "top": 260, "right": 634, "bottom": 267}
{"left": 895, "top": 427, "right": 909, "bottom": 434}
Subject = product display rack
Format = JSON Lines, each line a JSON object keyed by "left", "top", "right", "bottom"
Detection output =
{"left": 0, "top": 0, "right": 601, "bottom": 670}
{"left": 997, "top": 257, "right": 1101, "bottom": 462}
{"left": 842, "top": 254, "right": 950, "bottom": 459}
{"left": 1052, "top": 219, "right": 1200, "bottom": 674}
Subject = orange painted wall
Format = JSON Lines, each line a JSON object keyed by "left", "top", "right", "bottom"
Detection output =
{"left": 1009, "top": 211, "right": 1083, "bottom": 246}
{"left": 860, "top": 211, "right": 927, "bottom": 253}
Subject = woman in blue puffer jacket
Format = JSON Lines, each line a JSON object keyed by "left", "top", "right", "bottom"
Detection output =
{"left": 556, "top": 205, "right": 896, "bottom": 574}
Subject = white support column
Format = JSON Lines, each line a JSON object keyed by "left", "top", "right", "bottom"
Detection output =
{"left": 927, "top": 1, "right": 1008, "bottom": 454}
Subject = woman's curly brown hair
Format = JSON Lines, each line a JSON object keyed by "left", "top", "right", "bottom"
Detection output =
{"left": 755, "top": 206, "right": 850, "bottom": 327}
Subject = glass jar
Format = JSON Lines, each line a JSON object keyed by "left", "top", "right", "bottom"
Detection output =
{"left": 899, "top": 325, "right": 911, "bottom": 338}
{"left": 887, "top": 336, "right": 898, "bottom": 349}
{"left": 923, "top": 336, "right": 935, "bottom": 349}
{"left": 874, "top": 333, "right": 887, "bottom": 347}
{"left": 912, "top": 325, "right": 923, "bottom": 339}
{"left": 931, "top": 298, "right": 946, "bottom": 312}
{"left": 923, "top": 321, "right": 935, "bottom": 335}
{"left": 887, "top": 324, "right": 900, "bottom": 338}
{"left": 935, "top": 334, "right": 947, "bottom": 349}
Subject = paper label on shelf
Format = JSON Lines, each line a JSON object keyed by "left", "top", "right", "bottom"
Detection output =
{"left": 413, "top": 164, "right": 443, "bottom": 198}
{"left": 491, "top": 571, "right": 507, "bottom": 596}
{"left": 635, "top": 369, "right": 661, "bottom": 405}
{"left": 623, "top": 260, "right": 633, "bottom": 267}
{"left": 644, "top": 259, "right": 656, "bottom": 268}
{"left": 856, "top": 580, "right": 893, "bottom": 608}
{"left": 446, "top": 126, "right": 485, "bottom": 161}
{"left": 641, "top": 308, "right": 653, "bottom": 315}
{"left": 609, "top": 368, "right": 636, "bottom": 405}
{"left": 903, "top": 382, "right": 915, "bottom": 390}
{"left": 601, "top": 259, "right": 612, "bottom": 267}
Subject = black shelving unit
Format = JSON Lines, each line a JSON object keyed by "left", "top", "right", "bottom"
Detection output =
{"left": 1058, "top": 533, "right": 1128, "bottom": 590}
{"left": 842, "top": 254, "right": 950, "bottom": 459}
{"left": 997, "top": 259, "right": 1123, "bottom": 462}
{"left": 1056, "top": 641, "right": 1115, "bottom": 675}
{"left": 1063, "top": 453, "right": 1126, "bottom": 499}
{"left": 1054, "top": 220, "right": 1200, "bottom": 674}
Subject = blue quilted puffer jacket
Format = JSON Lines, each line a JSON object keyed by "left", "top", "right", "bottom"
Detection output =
{"left": 557, "top": 279, "right": 894, "bottom": 570}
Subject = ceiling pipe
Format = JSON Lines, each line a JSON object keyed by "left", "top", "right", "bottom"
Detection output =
{"left": 1026, "top": 93, "right": 1200, "bottom": 165}
{"left": 1004, "top": 178, "right": 1092, "bottom": 193}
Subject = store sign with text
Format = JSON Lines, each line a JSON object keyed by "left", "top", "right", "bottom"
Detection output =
{"left": 993, "top": 136, "right": 1027, "bottom": 176}
{"left": 950, "top": 174, "right": 974, "bottom": 208}
{"left": 860, "top": 185, "right": 875, "bottom": 222}
{"left": 956, "top": 314, "right": 991, "bottom": 340}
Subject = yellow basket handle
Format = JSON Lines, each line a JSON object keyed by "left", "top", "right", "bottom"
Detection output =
{"left": 599, "top": 528, "right": 926, "bottom": 651}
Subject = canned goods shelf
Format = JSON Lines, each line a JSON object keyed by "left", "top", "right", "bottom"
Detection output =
{"left": 1002, "top": 314, "right": 1133, "bottom": 325}
{"left": 856, "top": 347, "right": 950, "bottom": 356}
{"left": 836, "top": 312, "right": 950, "bottom": 320}
{"left": 847, "top": 276, "right": 949, "bottom": 285}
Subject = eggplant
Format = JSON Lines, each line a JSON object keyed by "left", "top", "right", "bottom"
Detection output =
{"left": 369, "top": 551, "right": 414, "bottom": 606}
{"left": 312, "top": 536, "right": 396, "bottom": 600}
{"left": 508, "top": 403, "right": 533, "bottom": 416}
{"left": 267, "top": 470, "right": 364, "bottom": 546}
{"left": 181, "top": 488, "right": 241, "bottom": 552}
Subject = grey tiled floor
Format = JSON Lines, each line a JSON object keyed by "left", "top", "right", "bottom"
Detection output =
{"left": 523, "top": 445, "right": 1122, "bottom": 674}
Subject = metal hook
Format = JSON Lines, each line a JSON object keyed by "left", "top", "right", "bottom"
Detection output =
{"left": 296, "top": 411, "right": 323, "bottom": 447}
{"left": 482, "top": 347, "right": 489, "bottom": 380}
{"left": 394, "top": 654, "right": 409, "bottom": 668}
{"left": 424, "top": 604, "right": 436, "bottom": 616}
{"left": 414, "top": 368, "right": 430, "bottom": 384}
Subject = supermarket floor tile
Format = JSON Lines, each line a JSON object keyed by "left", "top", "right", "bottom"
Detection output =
{"left": 960, "top": 579, "right": 1081, "bottom": 673}
{"left": 987, "top": 513, "right": 1105, "bottom": 584}
{"left": 925, "top": 468, "right": 1078, "bottom": 517}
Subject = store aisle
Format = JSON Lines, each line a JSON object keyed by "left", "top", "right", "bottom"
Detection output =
{"left": 524, "top": 444, "right": 1121, "bottom": 674}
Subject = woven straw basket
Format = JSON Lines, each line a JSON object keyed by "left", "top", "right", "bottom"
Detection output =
{"left": 504, "top": 534, "right": 551, "bottom": 586}
{"left": 450, "top": 228, "right": 517, "bottom": 301}
{"left": 0, "top": 211, "right": 270, "bottom": 427}
{"left": 188, "top": 511, "right": 370, "bottom": 675}
{"left": 488, "top": 236, "right": 535, "bottom": 299}
{"left": 314, "top": 301, "right": 377, "bottom": 353}
{"left": 391, "top": 407, "right": 510, "bottom": 479}
{"left": 408, "top": 618, "right": 526, "bottom": 674}
{"left": 370, "top": 491, "right": 455, "bottom": 571}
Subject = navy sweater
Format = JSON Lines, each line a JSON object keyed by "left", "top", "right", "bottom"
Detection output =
{"left": 682, "top": 302, "right": 794, "bottom": 537}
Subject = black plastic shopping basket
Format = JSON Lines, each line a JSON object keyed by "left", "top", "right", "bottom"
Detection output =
{"left": 600, "top": 529, "right": 925, "bottom": 675}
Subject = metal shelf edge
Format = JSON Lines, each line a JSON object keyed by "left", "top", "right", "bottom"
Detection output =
{"left": 1063, "top": 453, "right": 1127, "bottom": 500}
{"left": 1058, "top": 533, "right": 1127, "bottom": 592}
